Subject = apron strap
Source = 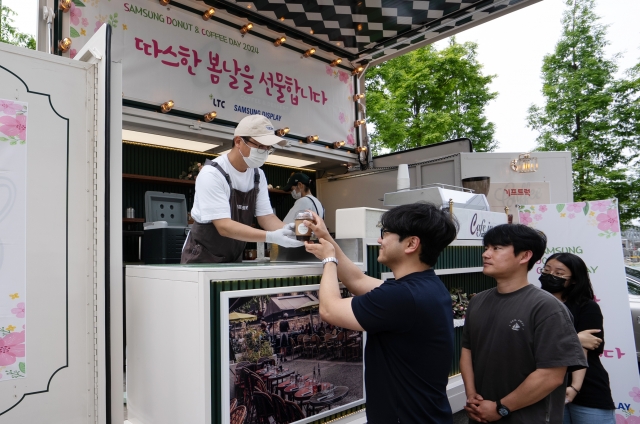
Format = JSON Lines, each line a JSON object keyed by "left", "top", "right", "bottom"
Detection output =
{"left": 206, "top": 159, "right": 233, "bottom": 189}
{"left": 305, "top": 195, "right": 325, "bottom": 219}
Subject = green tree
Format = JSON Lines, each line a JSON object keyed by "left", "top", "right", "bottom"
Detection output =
{"left": 527, "top": 0, "right": 640, "bottom": 225}
{"left": 1, "top": 5, "right": 36, "bottom": 50}
{"left": 365, "top": 39, "right": 498, "bottom": 154}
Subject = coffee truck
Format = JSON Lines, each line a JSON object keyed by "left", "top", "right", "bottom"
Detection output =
{"left": 0, "top": 0, "right": 572, "bottom": 423}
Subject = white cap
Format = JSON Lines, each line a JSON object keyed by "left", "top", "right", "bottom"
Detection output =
{"left": 234, "top": 114, "right": 287, "bottom": 146}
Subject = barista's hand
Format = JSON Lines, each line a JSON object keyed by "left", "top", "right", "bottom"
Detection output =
{"left": 304, "top": 238, "right": 335, "bottom": 260}
{"left": 266, "top": 226, "right": 304, "bottom": 248}
{"left": 304, "top": 211, "right": 331, "bottom": 241}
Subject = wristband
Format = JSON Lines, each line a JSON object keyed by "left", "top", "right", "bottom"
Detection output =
{"left": 322, "top": 257, "right": 338, "bottom": 267}
{"left": 569, "top": 385, "right": 580, "bottom": 394}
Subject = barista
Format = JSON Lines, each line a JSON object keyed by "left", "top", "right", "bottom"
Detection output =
{"left": 181, "top": 115, "right": 303, "bottom": 264}
{"left": 282, "top": 173, "right": 325, "bottom": 224}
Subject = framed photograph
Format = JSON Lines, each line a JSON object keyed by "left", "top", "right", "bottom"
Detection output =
{"left": 221, "top": 284, "right": 365, "bottom": 423}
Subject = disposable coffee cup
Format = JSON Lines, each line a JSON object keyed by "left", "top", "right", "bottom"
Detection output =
{"left": 294, "top": 210, "right": 314, "bottom": 241}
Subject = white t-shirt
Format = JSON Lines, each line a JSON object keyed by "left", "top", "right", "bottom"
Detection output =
{"left": 190, "top": 154, "right": 273, "bottom": 223}
{"left": 283, "top": 195, "right": 324, "bottom": 224}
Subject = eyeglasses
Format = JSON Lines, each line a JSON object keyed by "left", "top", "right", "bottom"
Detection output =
{"left": 380, "top": 228, "right": 391, "bottom": 239}
{"left": 242, "top": 137, "right": 275, "bottom": 155}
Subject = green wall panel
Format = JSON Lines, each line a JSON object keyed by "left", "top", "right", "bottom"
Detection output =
{"left": 366, "top": 245, "right": 485, "bottom": 279}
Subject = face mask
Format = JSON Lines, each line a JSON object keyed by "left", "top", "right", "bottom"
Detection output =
{"left": 539, "top": 273, "right": 567, "bottom": 293}
{"left": 291, "top": 189, "right": 302, "bottom": 200}
{"left": 240, "top": 143, "right": 268, "bottom": 168}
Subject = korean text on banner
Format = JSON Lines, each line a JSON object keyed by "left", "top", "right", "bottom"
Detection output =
{"left": 65, "top": 0, "right": 357, "bottom": 146}
{"left": 522, "top": 200, "right": 640, "bottom": 420}
{"left": 0, "top": 99, "right": 27, "bottom": 380}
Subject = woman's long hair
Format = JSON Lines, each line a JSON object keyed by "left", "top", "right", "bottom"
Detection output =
{"left": 545, "top": 252, "right": 595, "bottom": 305}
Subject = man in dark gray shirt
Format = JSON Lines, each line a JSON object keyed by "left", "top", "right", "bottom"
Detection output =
{"left": 461, "top": 224, "right": 586, "bottom": 423}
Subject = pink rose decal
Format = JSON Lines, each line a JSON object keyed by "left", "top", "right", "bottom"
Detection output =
{"left": 347, "top": 134, "right": 355, "bottom": 146}
{"left": 629, "top": 387, "right": 640, "bottom": 402}
{"left": 11, "top": 303, "right": 25, "bottom": 319}
{"left": 0, "top": 99, "right": 23, "bottom": 115}
{"left": 326, "top": 65, "right": 333, "bottom": 76}
{"left": 534, "top": 214, "right": 543, "bottom": 221}
{"left": 566, "top": 202, "right": 586, "bottom": 213}
{"left": 617, "top": 414, "right": 640, "bottom": 424}
{"left": 519, "top": 212, "right": 532, "bottom": 226}
{"left": 0, "top": 331, "right": 25, "bottom": 366}
{"left": 569, "top": 213, "right": 575, "bottom": 219}
{"left": 95, "top": 21, "right": 104, "bottom": 33}
{"left": 82, "top": 18, "right": 89, "bottom": 27}
{"left": 338, "top": 71, "right": 349, "bottom": 83}
{"left": 0, "top": 114, "right": 27, "bottom": 141}
{"left": 597, "top": 209, "right": 620, "bottom": 233}
{"left": 591, "top": 200, "right": 610, "bottom": 212}
{"left": 539, "top": 205, "right": 548, "bottom": 213}
{"left": 348, "top": 81, "right": 353, "bottom": 94}
{"left": 69, "top": 3, "right": 82, "bottom": 26}
{"left": 338, "top": 111, "right": 346, "bottom": 124}
{"left": 70, "top": 49, "right": 77, "bottom": 59}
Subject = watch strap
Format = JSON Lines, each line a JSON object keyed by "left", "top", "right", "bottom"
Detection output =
{"left": 496, "top": 399, "right": 510, "bottom": 417}
{"left": 322, "top": 257, "right": 338, "bottom": 266}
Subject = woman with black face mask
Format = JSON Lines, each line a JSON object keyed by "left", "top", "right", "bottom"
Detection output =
{"left": 540, "top": 253, "right": 615, "bottom": 424}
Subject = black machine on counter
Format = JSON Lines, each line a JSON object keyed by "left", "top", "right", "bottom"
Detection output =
{"left": 141, "top": 191, "right": 189, "bottom": 264}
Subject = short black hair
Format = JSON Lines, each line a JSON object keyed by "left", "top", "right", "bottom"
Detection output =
{"left": 482, "top": 224, "right": 547, "bottom": 271}
{"left": 379, "top": 202, "right": 459, "bottom": 266}
{"left": 545, "top": 253, "right": 595, "bottom": 305}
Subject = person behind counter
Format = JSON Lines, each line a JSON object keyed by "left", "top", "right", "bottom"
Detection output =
{"left": 303, "top": 203, "right": 459, "bottom": 424}
{"left": 282, "top": 173, "right": 324, "bottom": 223}
{"left": 181, "top": 115, "right": 303, "bottom": 264}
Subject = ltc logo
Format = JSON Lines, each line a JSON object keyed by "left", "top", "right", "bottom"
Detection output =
{"left": 509, "top": 319, "right": 525, "bottom": 331}
{"left": 236, "top": 205, "right": 249, "bottom": 211}
{"left": 265, "top": 125, "right": 274, "bottom": 131}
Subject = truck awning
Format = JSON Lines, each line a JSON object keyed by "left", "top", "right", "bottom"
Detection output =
{"left": 204, "top": 0, "right": 540, "bottom": 67}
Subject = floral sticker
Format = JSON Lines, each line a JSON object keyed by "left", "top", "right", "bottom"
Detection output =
{"left": 0, "top": 99, "right": 27, "bottom": 145}
{"left": 0, "top": 99, "right": 27, "bottom": 381}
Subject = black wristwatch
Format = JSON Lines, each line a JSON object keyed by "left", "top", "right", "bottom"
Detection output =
{"left": 496, "top": 399, "right": 510, "bottom": 418}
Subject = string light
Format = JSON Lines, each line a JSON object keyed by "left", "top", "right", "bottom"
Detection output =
{"left": 302, "top": 48, "right": 316, "bottom": 58}
{"left": 58, "top": 38, "right": 72, "bottom": 53}
{"left": 59, "top": 0, "right": 72, "bottom": 12}
{"left": 203, "top": 111, "right": 217, "bottom": 122}
{"left": 158, "top": 0, "right": 170, "bottom": 6}
{"left": 273, "top": 37, "right": 286, "bottom": 47}
{"left": 306, "top": 135, "right": 319, "bottom": 143}
{"left": 354, "top": 119, "right": 366, "bottom": 127}
{"left": 355, "top": 146, "right": 368, "bottom": 153}
{"left": 351, "top": 66, "right": 364, "bottom": 76}
{"left": 240, "top": 23, "right": 253, "bottom": 35}
{"left": 329, "top": 58, "right": 342, "bottom": 67}
{"left": 353, "top": 93, "right": 365, "bottom": 102}
{"left": 202, "top": 8, "right": 215, "bottom": 20}
{"left": 332, "top": 141, "right": 345, "bottom": 149}
{"left": 275, "top": 127, "right": 290, "bottom": 137}
{"left": 160, "top": 100, "right": 174, "bottom": 113}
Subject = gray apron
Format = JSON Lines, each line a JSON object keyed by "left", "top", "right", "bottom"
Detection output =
{"left": 180, "top": 159, "right": 259, "bottom": 263}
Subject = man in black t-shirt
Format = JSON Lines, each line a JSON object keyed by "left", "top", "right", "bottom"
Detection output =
{"left": 461, "top": 225, "right": 587, "bottom": 423}
{"left": 304, "top": 203, "right": 459, "bottom": 423}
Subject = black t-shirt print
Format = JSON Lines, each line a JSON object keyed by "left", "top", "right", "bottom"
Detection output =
{"left": 462, "top": 284, "right": 587, "bottom": 424}
{"left": 351, "top": 269, "right": 454, "bottom": 424}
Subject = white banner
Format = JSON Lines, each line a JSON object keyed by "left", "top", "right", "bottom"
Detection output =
{"left": 0, "top": 99, "right": 27, "bottom": 380}
{"left": 521, "top": 200, "right": 640, "bottom": 420}
{"left": 65, "top": 0, "right": 357, "bottom": 146}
